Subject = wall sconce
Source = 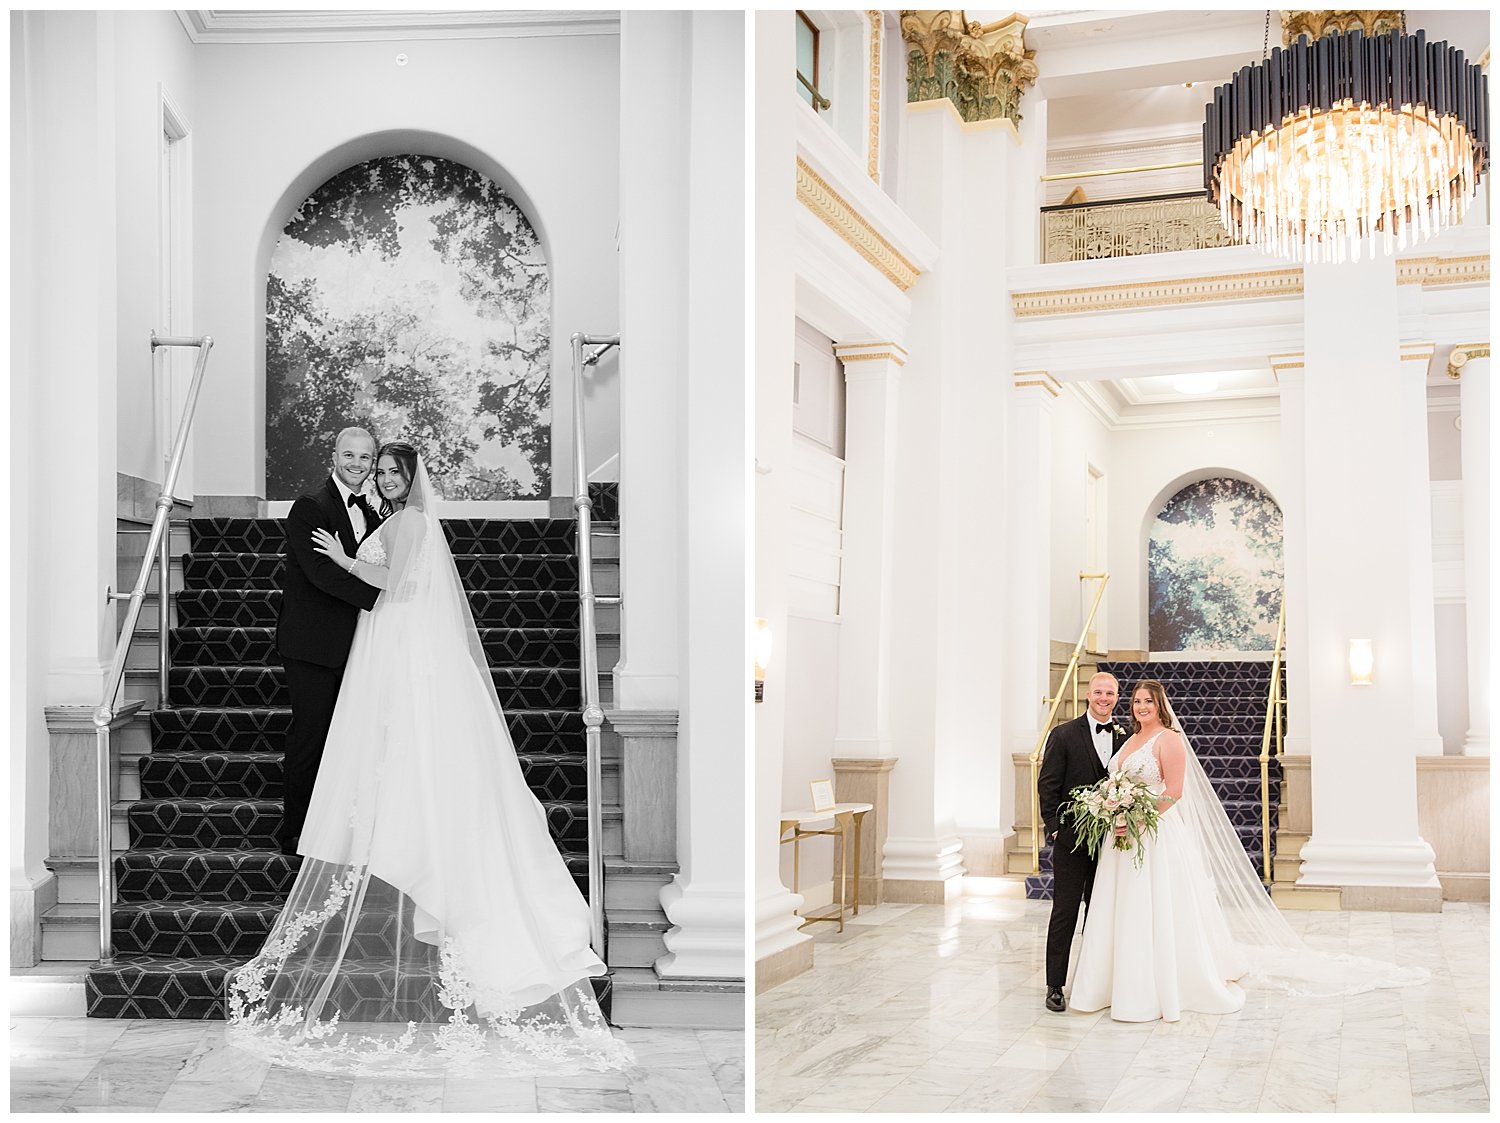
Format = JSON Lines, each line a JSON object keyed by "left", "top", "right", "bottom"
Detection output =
{"left": 754, "top": 617, "right": 773, "bottom": 703}
{"left": 1348, "top": 639, "right": 1374, "bottom": 686}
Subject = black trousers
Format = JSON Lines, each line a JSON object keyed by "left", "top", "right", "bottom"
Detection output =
{"left": 1045, "top": 835, "right": 1099, "bottom": 988}
{"left": 279, "top": 656, "right": 345, "bottom": 852}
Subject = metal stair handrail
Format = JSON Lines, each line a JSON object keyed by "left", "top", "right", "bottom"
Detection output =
{"left": 571, "top": 331, "right": 619, "bottom": 961}
{"left": 91, "top": 332, "right": 215, "bottom": 965}
{"left": 1028, "top": 572, "right": 1110, "bottom": 876}
{"left": 1259, "top": 599, "right": 1288, "bottom": 884}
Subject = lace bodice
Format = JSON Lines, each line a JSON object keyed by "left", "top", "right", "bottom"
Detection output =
{"left": 1113, "top": 731, "right": 1166, "bottom": 793}
{"left": 356, "top": 529, "right": 387, "bottom": 566}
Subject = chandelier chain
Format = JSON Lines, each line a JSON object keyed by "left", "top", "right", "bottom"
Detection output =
{"left": 1262, "top": 10, "right": 1269, "bottom": 60}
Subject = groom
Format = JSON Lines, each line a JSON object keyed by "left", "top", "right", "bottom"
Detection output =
{"left": 1037, "top": 671, "right": 1129, "bottom": 1012}
{"left": 274, "top": 427, "right": 384, "bottom": 856}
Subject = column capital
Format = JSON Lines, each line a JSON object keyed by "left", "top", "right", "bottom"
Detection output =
{"left": 1448, "top": 341, "right": 1491, "bottom": 379}
{"left": 1012, "top": 369, "right": 1060, "bottom": 397}
{"left": 1268, "top": 352, "right": 1304, "bottom": 379}
{"left": 1400, "top": 340, "right": 1437, "bottom": 366}
{"left": 835, "top": 340, "right": 908, "bottom": 370}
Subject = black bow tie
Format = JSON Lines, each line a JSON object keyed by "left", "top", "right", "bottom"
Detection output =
{"left": 1095, "top": 722, "right": 1112, "bottom": 735}
{"left": 347, "top": 492, "right": 371, "bottom": 512}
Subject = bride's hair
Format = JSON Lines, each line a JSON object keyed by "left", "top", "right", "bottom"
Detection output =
{"left": 376, "top": 441, "right": 420, "bottom": 516}
{"left": 1129, "top": 678, "right": 1178, "bottom": 735}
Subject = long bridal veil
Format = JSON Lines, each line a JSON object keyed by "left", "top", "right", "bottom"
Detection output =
{"left": 226, "top": 457, "right": 630, "bottom": 1075}
{"left": 1164, "top": 695, "right": 1429, "bottom": 998}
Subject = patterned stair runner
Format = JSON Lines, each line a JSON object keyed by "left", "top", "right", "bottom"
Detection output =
{"left": 1025, "top": 659, "right": 1284, "bottom": 901}
{"left": 88, "top": 503, "right": 611, "bottom": 1019}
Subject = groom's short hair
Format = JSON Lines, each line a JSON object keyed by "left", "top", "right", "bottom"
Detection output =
{"left": 334, "top": 426, "right": 377, "bottom": 452}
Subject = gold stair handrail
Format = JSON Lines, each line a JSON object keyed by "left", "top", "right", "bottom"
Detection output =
{"left": 1259, "top": 599, "right": 1287, "bottom": 885}
{"left": 570, "top": 331, "right": 618, "bottom": 963}
{"left": 1028, "top": 572, "right": 1109, "bottom": 876}
{"left": 92, "top": 332, "right": 215, "bottom": 965}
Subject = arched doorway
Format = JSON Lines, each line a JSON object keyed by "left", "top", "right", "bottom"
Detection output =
{"left": 264, "top": 154, "right": 550, "bottom": 501}
{"left": 1148, "top": 476, "right": 1284, "bottom": 651}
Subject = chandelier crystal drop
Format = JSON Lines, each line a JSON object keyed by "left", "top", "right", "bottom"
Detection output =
{"left": 1205, "top": 27, "right": 1489, "bottom": 264}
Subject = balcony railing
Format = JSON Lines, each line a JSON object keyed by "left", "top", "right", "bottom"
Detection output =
{"left": 1041, "top": 191, "right": 1233, "bottom": 264}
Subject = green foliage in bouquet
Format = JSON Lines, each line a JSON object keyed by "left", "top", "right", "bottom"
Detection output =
{"left": 1062, "top": 774, "right": 1175, "bottom": 870}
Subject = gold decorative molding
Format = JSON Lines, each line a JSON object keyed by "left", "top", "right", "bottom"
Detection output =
{"left": 868, "top": 11, "right": 882, "bottom": 183}
{"left": 1012, "top": 269, "right": 1303, "bottom": 318}
{"left": 796, "top": 157, "right": 922, "bottom": 292}
{"left": 1400, "top": 342, "right": 1437, "bottom": 364}
{"left": 1396, "top": 255, "right": 1491, "bottom": 287}
{"left": 1282, "top": 11, "right": 1403, "bottom": 45}
{"left": 1448, "top": 343, "right": 1491, "bottom": 379}
{"left": 836, "top": 341, "right": 909, "bottom": 366}
{"left": 1268, "top": 353, "right": 1304, "bottom": 379}
{"left": 902, "top": 9, "right": 1038, "bottom": 125}
{"left": 1013, "top": 370, "right": 1061, "bottom": 397}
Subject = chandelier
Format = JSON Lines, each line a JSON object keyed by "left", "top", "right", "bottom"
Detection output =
{"left": 1204, "top": 20, "right": 1489, "bottom": 263}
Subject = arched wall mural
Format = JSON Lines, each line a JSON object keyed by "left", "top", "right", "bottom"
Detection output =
{"left": 265, "top": 154, "right": 550, "bottom": 501}
{"left": 1148, "top": 476, "right": 1284, "bottom": 652}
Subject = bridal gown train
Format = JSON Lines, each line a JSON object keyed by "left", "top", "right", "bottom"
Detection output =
{"left": 1068, "top": 732, "right": 1248, "bottom": 1022}
{"left": 226, "top": 459, "right": 628, "bottom": 1075}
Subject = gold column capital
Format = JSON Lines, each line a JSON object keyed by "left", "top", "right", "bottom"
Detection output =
{"left": 1448, "top": 343, "right": 1491, "bottom": 379}
{"left": 1282, "top": 11, "right": 1404, "bottom": 46}
{"left": 835, "top": 341, "right": 909, "bottom": 367}
{"left": 901, "top": 9, "right": 1038, "bottom": 125}
{"left": 1013, "top": 370, "right": 1061, "bottom": 397}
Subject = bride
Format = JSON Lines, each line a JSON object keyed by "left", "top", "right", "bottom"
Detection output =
{"left": 1068, "top": 678, "right": 1427, "bottom": 1022}
{"left": 225, "top": 443, "right": 630, "bottom": 1075}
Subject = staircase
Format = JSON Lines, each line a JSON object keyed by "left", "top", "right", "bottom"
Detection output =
{"left": 77, "top": 494, "right": 619, "bottom": 1019}
{"left": 1021, "top": 658, "right": 1283, "bottom": 900}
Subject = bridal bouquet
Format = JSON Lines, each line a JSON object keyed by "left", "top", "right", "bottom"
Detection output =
{"left": 1062, "top": 775, "right": 1172, "bottom": 869}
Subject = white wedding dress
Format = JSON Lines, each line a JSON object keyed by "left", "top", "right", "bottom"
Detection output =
{"left": 226, "top": 458, "right": 629, "bottom": 1076}
{"left": 1067, "top": 702, "right": 1428, "bottom": 1021}
{"left": 1068, "top": 732, "right": 1247, "bottom": 1021}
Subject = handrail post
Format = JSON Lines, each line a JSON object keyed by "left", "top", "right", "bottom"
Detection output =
{"left": 92, "top": 332, "right": 214, "bottom": 965}
{"left": 1029, "top": 573, "right": 1110, "bottom": 876}
{"left": 571, "top": 330, "right": 618, "bottom": 963}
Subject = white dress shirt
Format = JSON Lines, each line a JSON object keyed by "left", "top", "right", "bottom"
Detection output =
{"left": 1088, "top": 715, "right": 1116, "bottom": 768}
{"left": 332, "top": 476, "right": 369, "bottom": 542}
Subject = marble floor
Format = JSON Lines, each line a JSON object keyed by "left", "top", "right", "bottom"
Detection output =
{"left": 756, "top": 893, "right": 1489, "bottom": 1113}
{"left": 9, "top": 1019, "right": 744, "bottom": 1112}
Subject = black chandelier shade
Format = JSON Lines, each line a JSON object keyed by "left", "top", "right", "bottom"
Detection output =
{"left": 1204, "top": 28, "right": 1490, "bottom": 200}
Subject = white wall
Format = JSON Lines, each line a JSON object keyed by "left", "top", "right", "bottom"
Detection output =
{"left": 1049, "top": 387, "right": 1112, "bottom": 647}
{"left": 190, "top": 32, "right": 621, "bottom": 499}
{"left": 113, "top": 12, "right": 196, "bottom": 491}
{"left": 1429, "top": 400, "right": 1462, "bottom": 481}
{"left": 777, "top": 617, "right": 841, "bottom": 901}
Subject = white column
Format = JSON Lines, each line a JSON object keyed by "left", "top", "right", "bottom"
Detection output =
{"left": 1003, "top": 372, "right": 1058, "bottom": 785}
{"left": 830, "top": 343, "right": 905, "bottom": 760}
{"left": 1455, "top": 346, "right": 1490, "bottom": 756}
{"left": 1274, "top": 359, "right": 1312, "bottom": 756}
{"left": 614, "top": 10, "right": 684, "bottom": 711}
{"left": 1295, "top": 259, "right": 1439, "bottom": 902}
{"left": 655, "top": 9, "right": 745, "bottom": 981}
{"left": 1400, "top": 343, "right": 1445, "bottom": 758}
{"left": 753, "top": 10, "right": 812, "bottom": 987}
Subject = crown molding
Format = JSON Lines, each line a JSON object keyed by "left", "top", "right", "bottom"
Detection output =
{"left": 175, "top": 9, "right": 619, "bottom": 44}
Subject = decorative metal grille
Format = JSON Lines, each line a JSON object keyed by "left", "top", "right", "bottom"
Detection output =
{"left": 1041, "top": 194, "right": 1233, "bottom": 263}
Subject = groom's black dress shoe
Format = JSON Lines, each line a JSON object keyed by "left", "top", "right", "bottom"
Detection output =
{"left": 1045, "top": 987, "right": 1065, "bottom": 1012}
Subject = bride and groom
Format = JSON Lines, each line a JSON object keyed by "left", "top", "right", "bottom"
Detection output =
{"left": 226, "top": 427, "right": 628, "bottom": 1074}
{"left": 1039, "top": 671, "right": 1425, "bottom": 1022}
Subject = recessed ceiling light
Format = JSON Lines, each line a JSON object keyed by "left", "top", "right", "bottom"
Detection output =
{"left": 1174, "top": 373, "right": 1220, "bottom": 394}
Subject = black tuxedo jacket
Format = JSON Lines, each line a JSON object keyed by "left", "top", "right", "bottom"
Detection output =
{"left": 275, "top": 477, "right": 383, "bottom": 668}
{"left": 1037, "top": 713, "right": 1131, "bottom": 854}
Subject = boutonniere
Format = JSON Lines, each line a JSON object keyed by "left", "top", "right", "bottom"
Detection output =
{"left": 1111, "top": 723, "right": 1127, "bottom": 738}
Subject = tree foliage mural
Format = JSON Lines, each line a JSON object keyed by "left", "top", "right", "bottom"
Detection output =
{"left": 266, "top": 155, "right": 550, "bottom": 500}
{"left": 1148, "top": 477, "right": 1284, "bottom": 651}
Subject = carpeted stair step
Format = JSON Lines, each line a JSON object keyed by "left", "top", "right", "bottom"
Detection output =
{"left": 127, "top": 796, "right": 591, "bottom": 852}
{"left": 181, "top": 552, "right": 580, "bottom": 592}
{"left": 112, "top": 899, "right": 282, "bottom": 957}
{"left": 151, "top": 706, "right": 586, "bottom": 756}
{"left": 169, "top": 626, "right": 584, "bottom": 669}
{"left": 116, "top": 847, "right": 301, "bottom": 902}
{"left": 140, "top": 751, "right": 283, "bottom": 799}
{"left": 86, "top": 954, "right": 613, "bottom": 1020}
{"left": 188, "top": 517, "right": 585, "bottom": 557}
{"left": 169, "top": 666, "right": 580, "bottom": 710}
{"left": 176, "top": 588, "right": 580, "bottom": 629}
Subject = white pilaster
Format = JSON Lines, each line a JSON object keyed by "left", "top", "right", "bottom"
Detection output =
{"left": 1004, "top": 372, "right": 1058, "bottom": 766}
{"left": 1455, "top": 346, "right": 1490, "bottom": 756}
{"left": 654, "top": 9, "right": 746, "bottom": 981}
{"left": 614, "top": 10, "right": 684, "bottom": 711}
{"left": 1295, "top": 258, "right": 1438, "bottom": 895}
{"left": 1400, "top": 342, "right": 1444, "bottom": 758}
{"left": 753, "top": 10, "right": 812, "bottom": 986}
{"left": 1273, "top": 357, "right": 1312, "bottom": 756}
{"left": 830, "top": 343, "right": 906, "bottom": 760}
